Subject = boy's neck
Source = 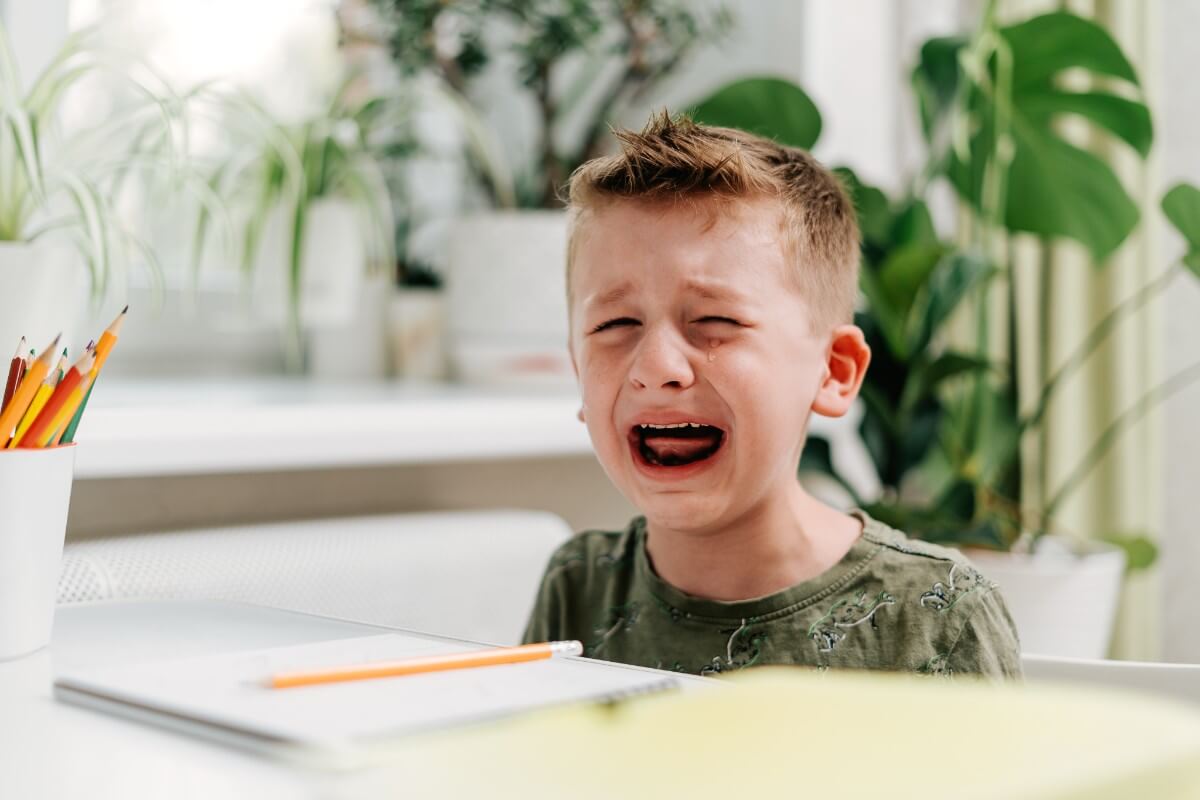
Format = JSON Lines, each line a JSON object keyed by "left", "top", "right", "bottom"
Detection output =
{"left": 643, "top": 483, "right": 863, "bottom": 602}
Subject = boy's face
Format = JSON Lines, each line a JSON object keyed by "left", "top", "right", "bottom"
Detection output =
{"left": 570, "top": 198, "right": 867, "bottom": 534}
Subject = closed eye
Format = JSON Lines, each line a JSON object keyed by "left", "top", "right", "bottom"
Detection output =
{"left": 590, "top": 317, "right": 640, "bottom": 334}
{"left": 694, "top": 316, "right": 740, "bottom": 326}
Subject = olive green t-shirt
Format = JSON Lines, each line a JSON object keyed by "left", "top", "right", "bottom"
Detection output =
{"left": 523, "top": 512, "right": 1022, "bottom": 679}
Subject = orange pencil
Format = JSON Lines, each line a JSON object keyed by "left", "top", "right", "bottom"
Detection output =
{"left": 17, "top": 348, "right": 95, "bottom": 449}
{"left": 59, "top": 306, "right": 127, "bottom": 445}
{"left": 268, "top": 640, "right": 584, "bottom": 690}
{"left": 8, "top": 350, "right": 66, "bottom": 448}
{"left": 0, "top": 334, "right": 61, "bottom": 443}
{"left": 89, "top": 305, "right": 127, "bottom": 375}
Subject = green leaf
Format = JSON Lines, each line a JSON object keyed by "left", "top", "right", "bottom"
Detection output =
{"left": 1003, "top": 12, "right": 1139, "bottom": 89}
{"left": 911, "top": 35, "right": 965, "bottom": 142}
{"left": 859, "top": 265, "right": 909, "bottom": 359}
{"left": 913, "top": 252, "right": 994, "bottom": 354}
{"left": 920, "top": 351, "right": 992, "bottom": 391}
{"left": 1162, "top": 183, "right": 1200, "bottom": 276}
{"left": 1097, "top": 532, "right": 1159, "bottom": 573}
{"left": 922, "top": 12, "right": 1151, "bottom": 259}
{"left": 998, "top": 126, "right": 1140, "bottom": 260}
{"left": 1186, "top": 252, "right": 1200, "bottom": 277}
{"left": 834, "top": 166, "right": 889, "bottom": 245}
{"left": 689, "top": 76, "right": 821, "bottom": 150}
{"left": 890, "top": 199, "right": 938, "bottom": 248}
{"left": 1017, "top": 91, "right": 1152, "bottom": 157}
{"left": 878, "top": 243, "right": 945, "bottom": 322}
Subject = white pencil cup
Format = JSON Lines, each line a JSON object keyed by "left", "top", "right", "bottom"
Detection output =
{"left": 0, "top": 445, "right": 75, "bottom": 660}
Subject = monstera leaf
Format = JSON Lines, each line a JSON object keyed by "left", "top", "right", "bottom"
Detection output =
{"left": 914, "top": 12, "right": 1152, "bottom": 260}
{"left": 689, "top": 76, "right": 822, "bottom": 150}
{"left": 1163, "top": 182, "right": 1200, "bottom": 275}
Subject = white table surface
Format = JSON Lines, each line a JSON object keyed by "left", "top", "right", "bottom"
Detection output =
{"left": 1, "top": 599, "right": 702, "bottom": 800}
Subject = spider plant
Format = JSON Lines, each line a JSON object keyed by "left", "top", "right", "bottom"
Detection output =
{"left": 190, "top": 79, "right": 398, "bottom": 370}
{"left": 0, "top": 21, "right": 192, "bottom": 301}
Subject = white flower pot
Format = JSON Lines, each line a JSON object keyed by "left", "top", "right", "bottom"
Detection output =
{"left": 387, "top": 287, "right": 447, "bottom": 380}
{"left": 0, "top": 241, "right": 89, "bottom": 357}
{"left": 968, "top": 537, "right": 1126, "bottom": 659}
{"left": 251, "top": 199, "right": 367, "bottom": 329}
{"left": 306, "top": 273, "right": 392, "bottom": 381}
{"left": 445, "top": 210, "right": 574, "bottom": 387}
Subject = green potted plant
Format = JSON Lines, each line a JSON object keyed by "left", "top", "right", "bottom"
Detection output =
{"left": 190, "top": 81, "right": 398, "bottom": 374}
{"left": 690, "top": 7, "right": 1197, "bottom": 657}
{"left": 0, "top": 23, "right": 183, "bottom": 354}
{"left": 359, "top": 0, "right": 731, "bottom": 384}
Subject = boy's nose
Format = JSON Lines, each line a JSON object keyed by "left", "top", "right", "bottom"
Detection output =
{"left": 629, "top": 326, "right": 696, "bottom": 390}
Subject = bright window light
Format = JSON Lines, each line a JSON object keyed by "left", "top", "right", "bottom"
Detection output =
{"left": 71, "top": 0, "right": 341, "bottom": 120}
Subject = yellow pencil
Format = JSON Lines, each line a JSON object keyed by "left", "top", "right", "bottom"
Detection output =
{"left": 268, "top": 640, "right": 584, "bottom": 689}
{"left": 0, "top": 335, "right": 61, "bottom": 444}
{"left": 8, "top": 350, "right": 66, "bottom": 448}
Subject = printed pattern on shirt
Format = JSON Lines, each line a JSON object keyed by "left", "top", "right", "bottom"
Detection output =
{"left": 807, "top": 589, "right": 896, "bottom": 653}
{"left": 919, "top": 563, "right": 991, "bottom": 613}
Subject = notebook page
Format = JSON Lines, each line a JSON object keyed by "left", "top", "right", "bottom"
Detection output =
{"left": 55, "top": 633, "right": 677, "bottom": 748}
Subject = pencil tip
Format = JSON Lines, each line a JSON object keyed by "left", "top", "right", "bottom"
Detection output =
{"left": 121, "top": 305, "right": 129, "bottom": 314}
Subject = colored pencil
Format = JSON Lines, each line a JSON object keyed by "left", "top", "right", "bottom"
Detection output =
{"left": 1, "top": 337, "right": 26, "bottom": 414}
{"left": 268, "top": 640, "right": 584, "bottom": 690}
{"left": 0, "top": 334, "right": 61, "bottom": 444}
{"left": 17, "top": 349, "right": 95, "bottom": 449}
{"left": 8, "top": 350, "right": 66, "bottom": 448}
{"left": 60, "top": 306, "right": 127, "bottom": 445}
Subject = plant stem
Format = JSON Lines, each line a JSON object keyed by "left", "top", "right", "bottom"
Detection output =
{"left": 1044, "top": 359, "right": 1200, "bottom": 518}
{"left": 1020, "top": 264, "right": 1179, "bottom": 434}
{"left": 532, "top": 61, "right": 561, "bottom": 208}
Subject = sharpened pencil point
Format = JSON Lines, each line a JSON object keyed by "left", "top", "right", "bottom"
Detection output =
{"left": 121, "top": 304, "right": 129, "bottom": 314}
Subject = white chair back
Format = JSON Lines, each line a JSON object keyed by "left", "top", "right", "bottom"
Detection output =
{"left": 1023, "top": 653, "right": 1200, "bottom": 707}
{"left": 58, "top": 510, "right": 572, "bottom": 646}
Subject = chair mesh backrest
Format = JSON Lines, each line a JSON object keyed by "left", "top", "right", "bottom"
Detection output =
{"left": 58, "top": 510, "right": 571, "bottom": 646}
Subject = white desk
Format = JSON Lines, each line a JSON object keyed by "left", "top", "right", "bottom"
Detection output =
{"left": 3, "top": 600, "right": 701, "bottom": 800}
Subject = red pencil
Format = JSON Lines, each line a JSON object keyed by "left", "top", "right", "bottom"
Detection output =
{"left": 1, "top": 337, "right": 26, "bottom": 414}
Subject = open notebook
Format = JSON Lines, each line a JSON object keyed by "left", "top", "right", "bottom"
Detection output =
{"left": 54, "top": 632, "right": 679, "bottom": 766}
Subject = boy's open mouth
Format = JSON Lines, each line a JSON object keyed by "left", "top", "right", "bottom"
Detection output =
{"left": 629, "top": 422, "right": 726, "bottom": 468}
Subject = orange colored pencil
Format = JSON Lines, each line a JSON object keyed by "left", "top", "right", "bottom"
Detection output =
{"left": 2, "top": 337, "right": 26, "bottom": 414}
{"left": 0, "top": 334, "right": 61, "bottom": 443}
{"left": 268, "top": 640, "right": 584, "bottom": 690}
{"left": 17, "top": 349, "right": 95, "bottom": 449}
{"left": 8, "top": 350, "right": 66, "bottom": 448}
{"left": 89, "top": 306, "right": 127, "bottom": 376}
{"left": 58, "top": 307, "right": 127, "bottom": 445}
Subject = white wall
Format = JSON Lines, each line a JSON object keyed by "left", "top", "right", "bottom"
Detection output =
{"left": 1159, "top": 0, "right": 1200, "bottom": 664}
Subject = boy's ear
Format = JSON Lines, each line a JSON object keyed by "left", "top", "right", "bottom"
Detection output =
{"left": 811, "top": 325, "right": 871, "bottom": 418}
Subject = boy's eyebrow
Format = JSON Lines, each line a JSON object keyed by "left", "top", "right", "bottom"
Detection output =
{"left": 584, "top": 282, "right": 635, "bottom": 309}
{"left": 683, "top": 279, "right": 745, "bottom": 302}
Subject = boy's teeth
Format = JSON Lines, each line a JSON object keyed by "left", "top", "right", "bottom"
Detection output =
{"left": 640, "top": 422, "right": 707, "bottom": 429}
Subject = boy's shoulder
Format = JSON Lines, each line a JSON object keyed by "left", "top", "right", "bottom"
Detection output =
{"left": 856, "top": 511, "right": 978, "bottom": 568}
{"left": 854, "top": 510, "right": 1003, "bottom": 603}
